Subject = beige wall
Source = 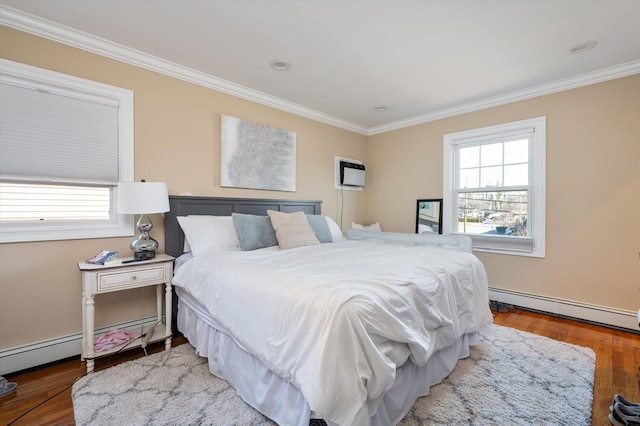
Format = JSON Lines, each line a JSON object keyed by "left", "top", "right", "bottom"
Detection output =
{"left": 0, "top": 27, "right": 367, "bottom": 350}
{"left": 367, "top": 75, "right": 640, "bottom": 312}
{"left": 1, "top": 25, "right": 638, "bottom": 354}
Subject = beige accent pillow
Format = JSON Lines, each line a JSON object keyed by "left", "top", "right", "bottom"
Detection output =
{"left": 267, "top": 210, "right": 321, "bottom": 250}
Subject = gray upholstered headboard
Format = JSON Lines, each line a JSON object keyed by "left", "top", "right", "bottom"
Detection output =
{"left": 164, "top": 196, "right": 323, "bottom": 257}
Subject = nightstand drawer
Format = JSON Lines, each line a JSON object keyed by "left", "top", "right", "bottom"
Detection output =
{"left": 97, "top": 265, "right": 167, "bottom": 292}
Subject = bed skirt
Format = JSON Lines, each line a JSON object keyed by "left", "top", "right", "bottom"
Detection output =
{"left": 176, "top": 288, "right": 477, "bottom": 426}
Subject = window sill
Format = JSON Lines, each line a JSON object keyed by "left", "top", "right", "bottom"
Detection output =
{"left": 457, "top": 234, "right": 544, "bottom": 258}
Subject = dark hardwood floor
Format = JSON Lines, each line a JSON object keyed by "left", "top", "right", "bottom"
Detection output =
{"left": 1, "top": 308, "right": 638, "bottom": 425}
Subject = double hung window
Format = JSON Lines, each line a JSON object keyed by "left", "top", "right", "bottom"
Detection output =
{"left": 0, "top": 59, "right": 134, "bottom": 243}
{"left": 443, "top": 117, "right": 546, "bottom": 257}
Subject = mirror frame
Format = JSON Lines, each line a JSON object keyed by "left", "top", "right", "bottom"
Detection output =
{"left": 415, "top": 199, "right": 443, "bottom": 234}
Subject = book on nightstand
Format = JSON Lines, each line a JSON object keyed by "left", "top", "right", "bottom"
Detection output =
{"left": 86, "top": 250, "right": 118, "bottom": 265}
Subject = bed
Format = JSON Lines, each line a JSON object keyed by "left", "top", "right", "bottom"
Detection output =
{"left": 164, "top": 196, "right": 492, "bottom": 426}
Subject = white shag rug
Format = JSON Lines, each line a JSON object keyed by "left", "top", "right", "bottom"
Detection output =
{"left": 72, "top": 324, "right": 595, "bottom": 425}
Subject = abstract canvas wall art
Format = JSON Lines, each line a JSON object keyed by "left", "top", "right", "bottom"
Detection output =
{"left": 220, "top": 115, "right": 296, "bottom": 191}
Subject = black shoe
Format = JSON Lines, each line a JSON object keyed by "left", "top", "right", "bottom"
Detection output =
{"left": 609, "top": 402, "right": 640, "bottom": 426}
{"left": 610, "top": 394, "right": 640, "bottom": 413}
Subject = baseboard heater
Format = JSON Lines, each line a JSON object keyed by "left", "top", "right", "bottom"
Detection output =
{"left": 489, "top": 287, "right": 639, "bottom": 332}
{"left": 0, "top": 316, "right": 162, "bottom": 376}
{"left": 2, "top": 292, "right": 636, "bottom": 375}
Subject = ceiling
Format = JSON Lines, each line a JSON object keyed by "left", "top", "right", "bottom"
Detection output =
{"left": 1, "top": 0, "right": 639, "bottom": 135}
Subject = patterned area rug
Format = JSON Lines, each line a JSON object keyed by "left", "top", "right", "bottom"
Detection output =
{"left": 72, "top": 324, "right": 595, "bottom": 425}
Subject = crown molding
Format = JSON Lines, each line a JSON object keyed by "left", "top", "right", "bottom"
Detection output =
{"left": 368, "top": 59, "right": 640, "bottom": 135}
{"left": 0, "top": 6, "right": 369, "bottom": 135}
{"left": 2, "top": 5, "right": 638, "bottom": 137}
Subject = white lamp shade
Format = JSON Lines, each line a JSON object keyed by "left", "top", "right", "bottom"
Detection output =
{"left": 117, "top": 182, "right": 170, "bottom": 214}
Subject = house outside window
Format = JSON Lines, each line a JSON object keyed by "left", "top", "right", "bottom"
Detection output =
{"left": 0, "top": 59, "right": 134, "bottom": 243}
{"left": 443, "top": 117, "right": 546, "bottom": 257}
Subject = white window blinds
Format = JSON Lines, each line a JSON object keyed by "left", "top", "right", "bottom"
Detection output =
{"left": 0, "top": 59, "right": 133, "bottom": 243}
{"left": 0, "top": 82, "right": 119, "bottom": 183}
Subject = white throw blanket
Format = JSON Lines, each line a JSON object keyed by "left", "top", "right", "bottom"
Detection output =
{"left": 172, "top": 240, "right": 492, "bottom": 425}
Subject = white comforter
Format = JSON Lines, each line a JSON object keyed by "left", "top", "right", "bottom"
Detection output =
{"left": 172, "top": 239, "right": 492, "bottom": 425}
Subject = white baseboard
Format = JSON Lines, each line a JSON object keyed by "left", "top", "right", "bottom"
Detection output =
{"left": 489, "top": 287, "right": 639, "bottom": 332}
{"left": 0, "top": 317, "right": 161, "bottom": 376}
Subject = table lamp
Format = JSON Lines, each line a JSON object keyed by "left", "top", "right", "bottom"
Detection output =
{"left": 117, "top": 180, "right": 170, "bottom": 261}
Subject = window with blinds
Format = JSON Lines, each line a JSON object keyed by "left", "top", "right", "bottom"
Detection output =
{"left": 0, "top": 59, "right": 134, "bottom": 243}
{"left": 443, "top": 117, "right": 546, "bottom": 258}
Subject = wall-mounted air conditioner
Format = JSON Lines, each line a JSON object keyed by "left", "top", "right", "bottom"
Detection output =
{"left": 340, "top": 161, "right": 366, "bottom": 187}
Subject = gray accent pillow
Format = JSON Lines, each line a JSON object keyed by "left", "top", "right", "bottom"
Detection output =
{"left": 306, "top": 214, "right": 333, "bottom": 243}
{"left": 232, "top": 213, "right": 278, "bottom": 251}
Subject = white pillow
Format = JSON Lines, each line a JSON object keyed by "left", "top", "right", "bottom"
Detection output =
{"left": 352, "top": 221, "right": 382, "bottom": 232}
{"left": 267, "top": 210, "right": 320, "bottom": 250}
{"left": 177, "top": 215, "right": 239, "bottom": 256}
{"left": 325, "top": 216, "right": 344, "bottom": 242}
{"left": 179, "top": 215, "right": 215, "bottom": 252}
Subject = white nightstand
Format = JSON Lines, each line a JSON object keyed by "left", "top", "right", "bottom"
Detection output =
{"left": 78, "top": 253, "right": 174, "bottom": 373}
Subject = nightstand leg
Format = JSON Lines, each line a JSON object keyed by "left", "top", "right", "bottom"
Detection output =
{"left": 81, "top": 290, "right": 87, "bottom": 361}
{"left": 86, "top": 294, "right": 95, "bottom": 374}
{"left": 165, "top": 280, "right": 172, "bottom": 350}
{"left": 156, "top": 284, "right": 162, "bottom": 323}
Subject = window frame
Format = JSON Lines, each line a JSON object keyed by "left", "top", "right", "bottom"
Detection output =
{"left": 443, "top": 116, "right": 546, "bottom": 258}
{"left": 0, "top": 59, "right": 134, "bottom": 243}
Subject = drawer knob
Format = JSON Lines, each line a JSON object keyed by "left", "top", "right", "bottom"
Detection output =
{"left": 132, "top": 275, "right": 137, "bottom": 280}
